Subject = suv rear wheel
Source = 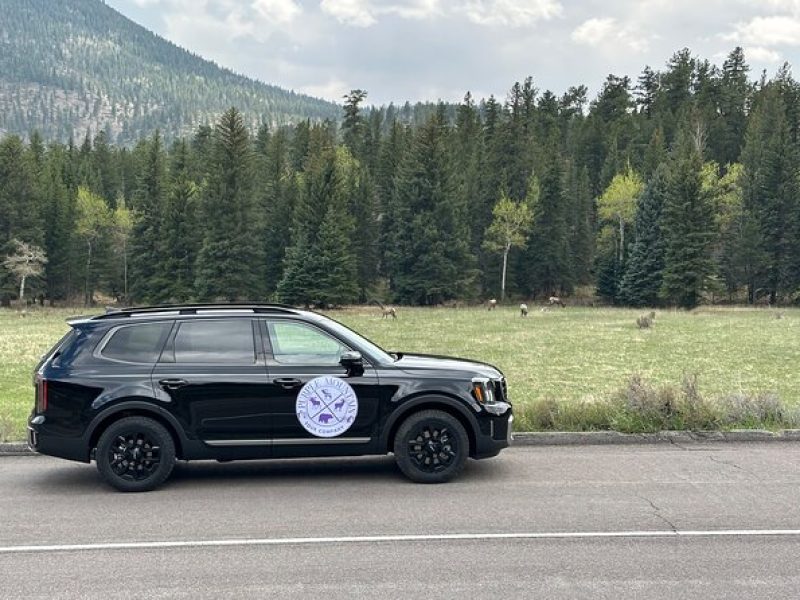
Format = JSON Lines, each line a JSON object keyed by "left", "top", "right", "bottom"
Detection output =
{"left": 394, "top": 409, "right": 468, "bottom": 483}
{"left": 96, "top": 416, "right": 176, "bottom": 492}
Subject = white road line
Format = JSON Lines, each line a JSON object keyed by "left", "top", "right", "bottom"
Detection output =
{"left": 2, "top": 530, "right": 800, "bottom": 554}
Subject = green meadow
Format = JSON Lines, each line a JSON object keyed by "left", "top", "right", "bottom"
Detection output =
{"left": 2, "top": 305, "right": 799, "bottom": 441}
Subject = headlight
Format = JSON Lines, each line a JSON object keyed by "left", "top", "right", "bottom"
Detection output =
{"left": 471, "top": 377, "right": 495, "bottom": 404}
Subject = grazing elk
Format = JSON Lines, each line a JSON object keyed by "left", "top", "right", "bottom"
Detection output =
{"left": 520, "top": 303, "right": 528, "bottom": 317}
{"left": 372, "top": 300, "right": 397, "bottom": 319}
{"left": 548, "top": 296, "right": 566, "bottom": 308}
{"left": 487, "top": 299, "right": 497, "bottom": 311}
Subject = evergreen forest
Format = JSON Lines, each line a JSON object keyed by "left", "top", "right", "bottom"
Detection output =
{"left": 2, "top": 47, "right": 800, "bottom": 309}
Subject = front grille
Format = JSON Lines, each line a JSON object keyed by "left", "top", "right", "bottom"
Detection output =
{"left": 494, "top": 378, "right": 507, "bottom": 403}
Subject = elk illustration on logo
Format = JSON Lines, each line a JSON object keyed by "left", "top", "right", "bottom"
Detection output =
{"left": 296, "top": 376, "right": 359, "bottom": 438}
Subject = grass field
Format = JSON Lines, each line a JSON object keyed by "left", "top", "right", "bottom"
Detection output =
{"left": 1, "top": 305, "right": 799, "bottom": 441}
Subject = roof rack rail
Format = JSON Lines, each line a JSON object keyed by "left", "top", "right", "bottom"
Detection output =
{"left": 93, "top": 303, "right": 300, "bottom": 320}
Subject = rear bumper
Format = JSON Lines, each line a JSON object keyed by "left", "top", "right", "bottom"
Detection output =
{"left": 27, "top": 415, "right": 90, "bottom": 463}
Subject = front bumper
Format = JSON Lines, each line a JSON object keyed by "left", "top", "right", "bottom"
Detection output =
{"left": 473, "top": 410, "right": 513, "bottom": 459}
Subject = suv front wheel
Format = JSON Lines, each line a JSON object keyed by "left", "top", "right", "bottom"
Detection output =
{"left": 96, "top": 416, "right": 176, "bottom": 492}
{"left": 394, "top": 409, "right": 469, "bottom": 483}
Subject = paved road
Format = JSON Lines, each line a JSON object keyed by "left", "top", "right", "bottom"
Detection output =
{"left": 2, "top": 443, "right": 800, "bottom": 598}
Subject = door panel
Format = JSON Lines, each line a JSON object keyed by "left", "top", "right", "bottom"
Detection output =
{"left": 263, "top": 320, "right": 382, "bottom": 455}
{"left": 151, "top": 319, "right": 270, "bottom": 446}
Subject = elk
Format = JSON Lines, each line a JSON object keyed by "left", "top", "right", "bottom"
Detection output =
{"left": 487, "top": 299, "right": 497, "bottom": 311}
{"left": 520, "top": 303, "right": 528, "bottom": 317}
{"left": 548, "top": 296, "right": 566, "bottom": 308}
{"left": 372, "top": 300, "right": 397, "bottom": 319}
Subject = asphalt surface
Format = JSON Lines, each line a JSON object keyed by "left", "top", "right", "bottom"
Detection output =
{"left": 2, "top": 443, "right": 800, "bottom": 598}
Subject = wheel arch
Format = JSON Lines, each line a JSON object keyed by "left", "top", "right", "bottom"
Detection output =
{"left": 86, "top": 400, "right": 186, "bottom": 460}
{"left": 381, "top": 394, "right": 479, "bottom": 457}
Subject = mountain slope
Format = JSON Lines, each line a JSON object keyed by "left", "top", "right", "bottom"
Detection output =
{"left": 0, "top": 0, "right": 340, "bottom": 143}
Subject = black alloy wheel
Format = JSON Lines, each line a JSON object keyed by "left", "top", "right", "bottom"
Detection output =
{"left": 394, "top": 409, "right": 468, "bottom": 483}
{"left": 96, "top": 416, "right": 176, "bottom": 492}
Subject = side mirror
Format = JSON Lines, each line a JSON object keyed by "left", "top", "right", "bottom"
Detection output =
{"left": 340, "top": 351, "right": 364, "bottom": 375}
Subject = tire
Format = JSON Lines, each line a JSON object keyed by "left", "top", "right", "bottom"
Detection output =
{"left": 96, "top": 416, "right": 176, "bottom": 492}
{"left": 394, "top": 409, "right": 469, "bottom": 483}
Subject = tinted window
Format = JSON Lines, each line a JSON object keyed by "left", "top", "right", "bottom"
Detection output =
{"left": 174, "top": 320, "right": 256, "bottom": 364}
{"left": 268, "top": 322, "right": 347, "bottom": 365}
{"left": 101, "top": 323, "right": 171, "bottom": 364}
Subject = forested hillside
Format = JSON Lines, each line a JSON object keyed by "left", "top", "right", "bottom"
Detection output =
{"left": 1, "top": 48, "right": 799, "bottom": 308}
{"left": 0, "top": 0, "right": 339, "bottom": 143}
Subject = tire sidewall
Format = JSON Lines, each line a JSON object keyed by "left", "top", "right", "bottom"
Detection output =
{"left": 96, "top": 416, "right": 176, "bottom": 492}
{"left": 394, "top": 410, "right": 468, "bottom": 484}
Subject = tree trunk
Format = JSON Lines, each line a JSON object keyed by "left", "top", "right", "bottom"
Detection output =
{"left": 123, "top": 239, "right": 128, "bottom": 303}
{"left": 501, "top": 244, "right": 510, "bottom": 302}
{"left": 84, "top": 241, "right": 93, "bottom": 307}
{"left": 19, "top": 275, "right": 26, "bottom": 304}
{"left": 619, "top": 214, "right": 625, "bottom": 264}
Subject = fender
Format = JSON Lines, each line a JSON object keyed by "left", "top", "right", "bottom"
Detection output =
{"left": 83, "top": 399, "right": 190, "bottom": 450}
{"left": 379, "top": 393, "right": 481, "bottom": 452}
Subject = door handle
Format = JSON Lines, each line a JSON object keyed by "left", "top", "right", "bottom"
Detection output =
{"left": 158, "top": 378, "right": 189, "bottom": 390}
{"left": 273, "top": 378, "right": 302, "bottom": 389}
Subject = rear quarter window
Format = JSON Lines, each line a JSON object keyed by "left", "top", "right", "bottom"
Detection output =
{"left": 99, "top": 323, "right": 172, "bottom": 364}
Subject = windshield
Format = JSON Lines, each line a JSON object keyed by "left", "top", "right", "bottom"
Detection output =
{"left": 316, "top": 315, "right": 395, "bottom": 364}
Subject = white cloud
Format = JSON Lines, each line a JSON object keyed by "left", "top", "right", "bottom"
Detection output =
{"left": 748, "top": 0, "right": 800, "bottom": 15}
{"left": 390, "top": 0, "right": 442, "bottom": 19}
{"left": 462, "top": 0, "right": 563, "bottom": 27}
{"left": 745, "top": 45, "right": 783, "bottom": 62}
{"left": 572, "top": 17, "right": 651, "bottom": 52}
{"left": 253, "top": 0, "right": 302, "bottom": 24}
{"left": 320, "top": 0, "right": 377, "bottom": 27}
{"left": 724, "top": 15, "right": 800, "bottom": 46}
{"left": 572, "top": 17, "right": 616, "bottom": 44}
{"left": 320, "top": 0, "right": 442, "bottom": 27}
{"left": 298, "top": 78, "right": 352, "bottom": 101}
{"left": 320, "top": 0, "right": 557, "bottom": 28}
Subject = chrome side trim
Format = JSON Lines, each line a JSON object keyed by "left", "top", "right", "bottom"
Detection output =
{"left": 204, "top": 437, "right": 371, "bottom": 447}
{"left": 272, "top": 437, "right": 371, "bottom": 446}
{"left": 204, "top": 439, "right": 268, "bottom": 447}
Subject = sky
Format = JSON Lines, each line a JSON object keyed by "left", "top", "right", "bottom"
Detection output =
{"left": 106, "top": 0, "right": 800, "bottom": 106}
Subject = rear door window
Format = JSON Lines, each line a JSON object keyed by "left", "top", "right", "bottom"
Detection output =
{"left": 173, "top": 320, "right": 256, "bottom": 364}
{"left": 100, "top": 323, "right": 172, "bottom": 364}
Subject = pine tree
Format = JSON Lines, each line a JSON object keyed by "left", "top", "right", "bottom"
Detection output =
{"left": 342, "top": 90, "right": 368, "bottom": 158}
{"left": 195, "top": 108, "right": 261, "bottom": 301}
{"left": 388, "top": 109, "right": 475, "bottom": 304}
{"left": 712, "top": 47, "right": 750, "bottom": 166}
{"left": 129, "top": 132, "right": 166, "bottom": 302}
{"left": 523, "top": 152, "right": 572, "bottom": 296}
{"left": 660, "top": 128, "right": 716, "bottom": 308}
{"left": 0, "top": 136, "right": 39, "bottom": 303}
{"left": 314, "top": 203, "right": 359, "bottom": 306}
{"left": 619, "top": 165, "right": 669, "bottom": 306}
{"left": 740, "top": 84, "right": 800, "bottom": 303}
{"left": 276, "top": 230, "right": 315, "bottom": 305}
{"left": 161, "top": 140, "right": 198, "bottom": 301}
{"left": 40, "top": 146, "right": 74, "bottom": 301}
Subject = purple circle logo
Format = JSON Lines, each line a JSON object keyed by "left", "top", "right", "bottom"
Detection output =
{"left": 296, "top": 376, "right": 359, "bottom": 438}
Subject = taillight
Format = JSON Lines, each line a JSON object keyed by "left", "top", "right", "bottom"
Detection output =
{"left": 36, "top": 376, "right": 48, "bottom": 412}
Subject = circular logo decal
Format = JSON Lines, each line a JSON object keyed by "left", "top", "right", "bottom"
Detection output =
{"left": 296, "top": 376, "right": 359, "bottom": 438}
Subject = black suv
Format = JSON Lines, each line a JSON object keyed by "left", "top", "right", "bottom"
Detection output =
{"left": 28, "top": 304, "right": 512, "bottom": 491}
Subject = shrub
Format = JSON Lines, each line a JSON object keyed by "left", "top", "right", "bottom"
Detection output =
{"left": 516, "top": 374, "right": 792, "bottom": 433}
